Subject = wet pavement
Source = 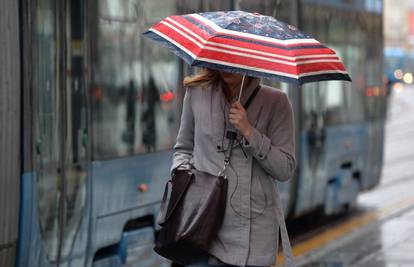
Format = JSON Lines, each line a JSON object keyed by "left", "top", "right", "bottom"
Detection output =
{"left": 278, "top": 87, "right": 414, "bottom": 267}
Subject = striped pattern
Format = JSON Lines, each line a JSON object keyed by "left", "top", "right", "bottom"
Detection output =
{"left": 143, "top": 11, "right": 351, "bottom": 84}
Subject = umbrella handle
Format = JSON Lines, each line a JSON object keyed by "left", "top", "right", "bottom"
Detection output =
{"left": 237, "top": 73, "right": 246, "bottom": 102}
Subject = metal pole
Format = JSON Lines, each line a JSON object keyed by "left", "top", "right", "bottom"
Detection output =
{"left": 237, "top": 73, "right": 246, "bottom": 102}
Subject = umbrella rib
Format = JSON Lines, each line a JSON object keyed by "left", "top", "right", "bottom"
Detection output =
{"left": 238, "top": 73, "right": 246, "bottom": 102}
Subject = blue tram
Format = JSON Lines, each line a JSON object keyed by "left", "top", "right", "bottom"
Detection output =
{"left": 0, "top": 0, "right": 386, "bottom": 266}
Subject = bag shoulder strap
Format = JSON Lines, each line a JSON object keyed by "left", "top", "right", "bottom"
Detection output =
{"left": 219, "top": 84, "right": 261, "bottom": 176}
{"left": 243, "top": 85, "right": 261, "bottom": 110}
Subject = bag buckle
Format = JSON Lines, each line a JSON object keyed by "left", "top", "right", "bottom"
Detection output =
{"left": 217, "top": 159, "right": 229, "bottom": 178}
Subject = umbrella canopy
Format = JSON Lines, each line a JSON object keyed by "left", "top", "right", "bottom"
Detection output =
{"left": 143, "top": 10, "right": 351, "bottom": 85}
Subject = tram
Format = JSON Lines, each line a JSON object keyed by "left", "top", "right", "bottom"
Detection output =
{"left": 0, "top": 0, "right": 386, "bottom": 266}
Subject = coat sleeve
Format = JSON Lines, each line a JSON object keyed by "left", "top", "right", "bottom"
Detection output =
{"left": 170, "top": 87, "right": 195, "bottom": 176}
{"left": 242, "top": 92, "right": 296, "bottom": 182}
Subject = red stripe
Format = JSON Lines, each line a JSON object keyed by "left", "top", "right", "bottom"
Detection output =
{"left": 205, "top": 42, "right": 296, "bottom": 62}
{"left": 170, "top": 15, "right": 212, "bottom": 41}
{"left": 168, "top": 16, "right": 336, "bottom": 58}
{"left": 203, "top": 42, "right": 339, "bottom": 63}
{"left": 154, "top": 23, "right": 203, "bottom": 55}
{"left": 296, "top": 62, "right": 346, "bottom": 73}
{"left": 197, "top": 49, "right": 346, "bottom": 75}
{"left": 153, "top": 22, "right": 346, "bottom": 75}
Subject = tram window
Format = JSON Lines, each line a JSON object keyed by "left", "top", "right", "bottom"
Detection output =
{"left": 91, "top": 0, "right": 180, "bottom": 159}
{"left": 301, "top": 84, "right": 320, "bottom": 131}
{"left": 344, "top": 83, "right": 365, "bottom": 123}
{"left": 302, "top": 82, "right": 348, "bottom": 127}
{"left": 320, "top": 82, "right": 347, "bottom": 126}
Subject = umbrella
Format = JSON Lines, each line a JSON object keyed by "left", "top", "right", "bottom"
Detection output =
{"left": 143, "top": 10, "right": 351, "bottom": 92}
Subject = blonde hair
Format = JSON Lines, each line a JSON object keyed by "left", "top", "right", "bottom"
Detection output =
{"left": 183, "top": 68, "right": 250, "bottom": 102}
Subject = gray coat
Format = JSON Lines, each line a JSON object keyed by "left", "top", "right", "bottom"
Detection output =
{"left": 170, "top": 77, "right": 296, "bottom": 267}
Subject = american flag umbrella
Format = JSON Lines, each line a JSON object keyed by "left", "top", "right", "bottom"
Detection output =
{"left": 143, "top": 10, "right": 351, "bottom": 86}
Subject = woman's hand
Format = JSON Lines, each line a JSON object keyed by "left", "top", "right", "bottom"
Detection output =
{"left": 229, "top": 101, "right": 253, "bottom": 141}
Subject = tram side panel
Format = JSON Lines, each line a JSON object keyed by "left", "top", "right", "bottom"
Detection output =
{"left": 0, "top": 0, "right": 21, "bottom": 266}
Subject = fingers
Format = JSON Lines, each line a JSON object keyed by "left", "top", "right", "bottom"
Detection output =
{"left": 231, "top": 101, "right": 243, "bottom": 109}
{"left": 229, "top": 108, "right": 241, "bottom": 115}
{"left": 229, "top": 101, "right": 247, "bottom": 129}
{"left": 229, "top": 117, "right": 241, "bottom": 127}
{"left": 230, "top": 101, "right": 245, "bottom": 115}
{"left": 229, "top": 113, "right": 243, "bottom": 129}
{"left": 228, "top": 113, "right": 242, "bottom": 120}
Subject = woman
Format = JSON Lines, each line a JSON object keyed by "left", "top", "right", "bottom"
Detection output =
{"left": 170, "top": 68, "right": 296, "bottom": 267}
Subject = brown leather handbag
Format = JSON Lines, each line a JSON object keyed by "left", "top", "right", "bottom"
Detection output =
{"left": 154, "top": 167, "right": 228, "bottom": 265}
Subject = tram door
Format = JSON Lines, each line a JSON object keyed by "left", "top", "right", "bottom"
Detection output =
{"left": 296, "top": 84, "right": 327, "bottom": 213}
{"left": 33, "top": 0, "right": 89, "bottom": 265}
{"left": 60, "top": 0, "right": 90, "bottom": 265}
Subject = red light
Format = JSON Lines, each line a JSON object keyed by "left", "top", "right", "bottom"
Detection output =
{"left": 160, "top": 90, "right": 174, "bottom": 102}
{"left": 137, "top": 184, "right": 149, "bottom": 192}
{"left": 365, "top": 87, "right": 380, "bottom": 97}
{"left": 93, "top": 86, "right": 103, "bottom": 100}
{"left": 366, "top": 87, "right": 375, "bottom": 97}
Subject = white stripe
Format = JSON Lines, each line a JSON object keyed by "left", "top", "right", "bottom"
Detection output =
{"left": 296, "top": 54, "right": 338, "bottom": 59}
{"left": 299, "top": 69, "right": 349, "bottom": 77}
{"left": 190, "top": 14, "right": 320, "bottom": 46}
{"left": 296, "top": 59, "right": 342, "bottom": 65}
{"left": 149, "top": 28, "right": 197, "bottom": 58}
{"left": 149, "top": 28, "right": 349, "bottom": 79}
{"left": 166, "top": 17, "right": 339, "bottom": 62}
{"left": 165, "top": 17, "right": 206, "bottom": 43}
{"left": 159, "top": 21, "right": 341, "bottom": 67}
{"left": 160, "top": 21, "right": 203, "bottom": 48}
